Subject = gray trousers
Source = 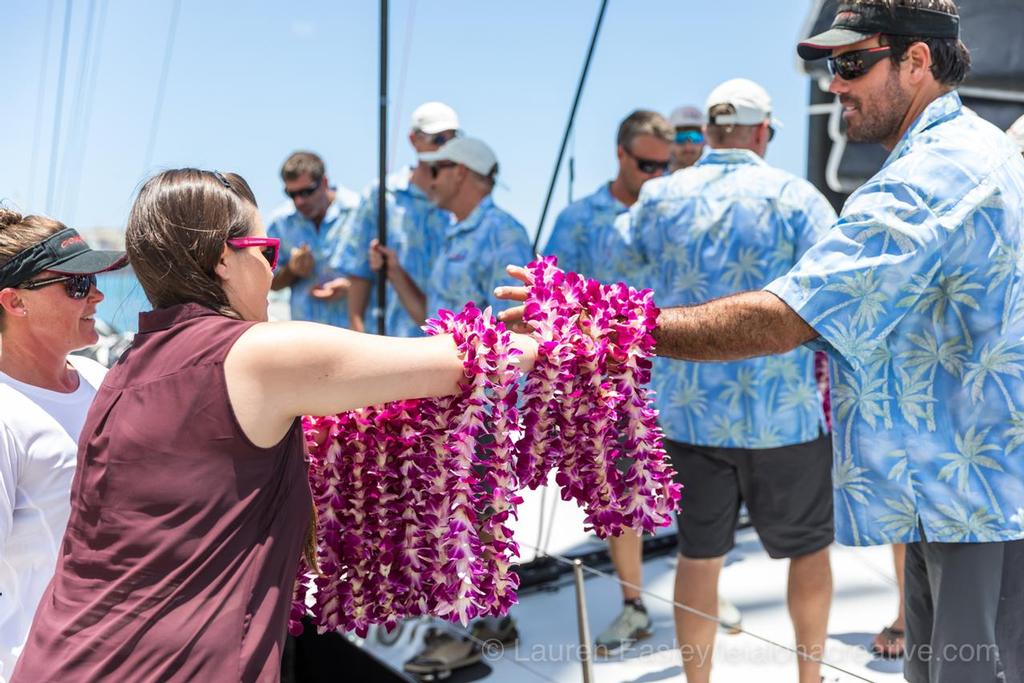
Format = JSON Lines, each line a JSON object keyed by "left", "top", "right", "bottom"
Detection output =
{"left": 904, "top": 531, "right": 1024, "bottom": 683}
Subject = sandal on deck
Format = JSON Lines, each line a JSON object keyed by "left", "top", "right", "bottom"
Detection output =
{"left": 871, "top": 625, "right": 905, "bottom": 659}
{"left": 404, "top": 631, "right": 482, "bottom": 678}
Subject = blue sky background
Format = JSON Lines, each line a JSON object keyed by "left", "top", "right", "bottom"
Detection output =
{"left": 3, "top": 1, "right": 819, "bottom": 246}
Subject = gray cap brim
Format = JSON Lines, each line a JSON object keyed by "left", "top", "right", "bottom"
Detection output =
{"left": 798, "top": 27, "right": 875, "bottom": 60}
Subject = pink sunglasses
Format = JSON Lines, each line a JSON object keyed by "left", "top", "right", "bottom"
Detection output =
{"left": 226, "top": 237, "right": 280, "bottom": 270}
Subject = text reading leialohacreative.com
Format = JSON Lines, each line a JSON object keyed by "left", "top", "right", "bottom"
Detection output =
{"left": 480, "top": 640, "right": 999, "bottom": 668}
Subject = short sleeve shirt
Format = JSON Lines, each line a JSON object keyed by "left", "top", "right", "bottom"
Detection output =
{"left": 331, "top": 167, "right": 452, "bottom": 337}
{"left": 266, "top": 187, "right": 361, "bottom": 326}
{"left": 632, "top": 149, "right": 837, "bottom": 448}
{"left": 766, "top": 92, "right": 1024, "bottom": 546}
{"left": 426, "top": 195, "right": 534, "bottom": 319}
{"left": 542, "top": 183, "right": 643, "bottom": 283}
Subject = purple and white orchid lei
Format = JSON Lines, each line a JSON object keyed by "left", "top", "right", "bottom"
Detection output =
{"left": 291, "top": 259, "right": 680, "bottom": 635}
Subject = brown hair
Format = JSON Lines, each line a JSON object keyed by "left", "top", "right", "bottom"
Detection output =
{"left": 617, "top": 110, "right": 674, "bottom": 150}
{"left": 0, "top": 209, "right": 68, "bottom": 327}
{"left": 705, "top": 103, "right": 761, "bottom": 147}
{"left": 126, "top": 169, "right": 257, "bottom": 318}
{"left": 280, "top": 151, "right": 326, "bottom": 184}
{"left": 126, "top": 169, "right": 321, "bottom": 571}
{"left": 851, "top": 0, "right": 971, "bottom": 86}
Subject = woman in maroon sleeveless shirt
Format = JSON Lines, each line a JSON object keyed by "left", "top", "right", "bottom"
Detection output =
{"left": 12, "top": 169, "right": 536, "bottom": 683}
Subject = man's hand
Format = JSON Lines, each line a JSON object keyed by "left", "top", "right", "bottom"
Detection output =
{"left": 311, "top": 276, "right": 352, "bottom": 301}
{"left": 288, "top": 244, "right": 315, "bottom": 279}
{"left": 369, "top": 239, "right": 400, "bottom": 278}
{"left": 494, "top": 264, "right": 532, "bottom": 334}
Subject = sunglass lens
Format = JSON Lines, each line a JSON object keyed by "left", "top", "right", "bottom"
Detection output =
{"left": 66, "top": 274, "right": 95, "bottom": 299}
{"left": 261, "top": 246, "right": 277, "bottom": 268}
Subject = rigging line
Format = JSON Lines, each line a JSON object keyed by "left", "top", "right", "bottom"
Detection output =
{"left": 27, "top": 0, "right": 56, "bottom": 211}
{"left": 518, "top": 541, "right": 877, "bottom": 683}
{"left": 65, "top": 0, "right": 110, "bottom": 224}
{"left": 388, "top": 0, "right": 417, "bottom": 168}
{"left": 58, "top": 0, "right": 98, "bottom": 219}
{"left": 141, "top": 0, "right": 183, "bottom": 175}
{"left": 531, "top": 0, "right": 609, "bottom": 253}
{"left": 45, "top": 0, "right": 74, "bottom": 215}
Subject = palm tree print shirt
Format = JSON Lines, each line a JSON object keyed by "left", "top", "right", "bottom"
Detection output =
{"left": 331, "top": 167, "right": 453, "bottom": 337}
{"left": 766, "top": 92, "right": 1024, "bottom": 546}
{"left": 426, "top": 195, "right": 534, "bottom": 319}
{"left": 543, "top": 183, "right": 644, "bottom": 284}
{"left": 630, "top": 148, "right": 837, "bottom": 450}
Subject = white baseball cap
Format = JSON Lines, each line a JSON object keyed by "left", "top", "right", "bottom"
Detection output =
{"left": 419, "top": 137, "right": 498, "bottom": 177}
{"left": 670, "top": 105, "right": 705, "bottom": 128}
{"left": 411, "top": 101, "right": 460, "bottom": 135}
{"left": 1008, "top": 114, "right": 1024, "bottom": 152}
{"left": 705, "top": 78, "right": 782, "bottom": 128}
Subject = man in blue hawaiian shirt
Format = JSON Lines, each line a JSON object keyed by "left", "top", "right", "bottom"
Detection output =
{"left": 267, "top": 151, "right": 360, "bottom": 326}
{"left": 629, "top": 78, "right": 838, "bottom": 683}
{"left": 376, "top": 137, "right": 532, "bottom": 324}
{"left": 611, "top": 3, "right": 1022, "bottom": 682}
{"left": 333, "top": 102, "right": 457, "bottom": 337}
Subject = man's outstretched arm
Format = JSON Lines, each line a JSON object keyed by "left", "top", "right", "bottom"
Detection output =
{"left": 653, "top": 291, "right": 817, "bottom": 362}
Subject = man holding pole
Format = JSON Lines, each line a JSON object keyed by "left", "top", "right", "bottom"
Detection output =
{"left": 334, "top": 102, "right": 458, "bottom": 336}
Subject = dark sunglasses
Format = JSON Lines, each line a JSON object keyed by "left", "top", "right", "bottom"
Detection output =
{"left": 675, "top": 130, "right": 704, "bottom": 145}
{"left": 284, "top": 182, "right": 320, "bottom": 200}
{"left": 18, "top": 273, "right": 97, "bottom": 299}
{"left": 429, "top": 161, "right": 458, "bottom": 179}
{"left": 423, "top": 131, "right": 457, "bottom": 146}
{"left": 226, "top": 237, "right": 281, "bottom": 270}
{"left": 827, "top": 45, "right": 892, "bottom": 81}
{"left": 625, "top": 148, "right": 670, "bottom": 175}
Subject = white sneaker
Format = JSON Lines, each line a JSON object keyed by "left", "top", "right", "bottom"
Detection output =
{"left": 718, "top": 596, "right": 742, "bottom": 634}
{"left": 594, "top": 603, "right": 653, "bottom": 655}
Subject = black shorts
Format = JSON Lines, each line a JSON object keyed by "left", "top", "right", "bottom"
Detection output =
{"left": 667, "top": 434, "right": 834, "bottom": 560}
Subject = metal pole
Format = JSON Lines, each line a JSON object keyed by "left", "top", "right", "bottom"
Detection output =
{"left": 532, "top": 0, "right": 609, "bottom": 253}
{"left": 376, "top": 0, "right": 389, "bottom": 336}
{"left": 572, "top": 559, "right": 594, "bottom": 683}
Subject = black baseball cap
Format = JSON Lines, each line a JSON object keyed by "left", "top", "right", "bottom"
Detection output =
{"left": 798, "top": 2, "right": 960, "bottom": 61}
{"left": 0, "top": 228, "right": 128, "bottom": 290}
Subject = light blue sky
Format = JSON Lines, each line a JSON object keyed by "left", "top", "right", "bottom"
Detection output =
{"left": 3, "top": 1, "right": 818, "bottom": 245}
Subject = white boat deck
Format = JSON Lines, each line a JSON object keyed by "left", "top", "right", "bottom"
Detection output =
{"left": 354, "top": 484, "right": 908, "bottom": 683}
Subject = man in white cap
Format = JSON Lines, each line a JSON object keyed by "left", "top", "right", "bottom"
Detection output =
{"left": 372, "top": 136, "right": 532, "bottom": 325}
{"left": 628, "top": 77, "right": 838, "bottom": 683}
{"left": 331, "top": 101, "right": 458, "bottom": 336}
{"left": 668, "top": 105, "right": 707, "bottom": 172}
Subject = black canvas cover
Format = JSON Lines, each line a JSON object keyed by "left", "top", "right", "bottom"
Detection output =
{"left": 802, "top": 0, "right": 1024, "bottom": 209}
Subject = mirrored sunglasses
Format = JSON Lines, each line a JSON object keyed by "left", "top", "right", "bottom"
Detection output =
{"left": 17, "top": 273, "right": 97, "bottom": 299}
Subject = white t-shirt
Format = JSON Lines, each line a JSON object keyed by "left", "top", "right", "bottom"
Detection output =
{"left": 0, "top": 355, "right": 106, "bottom": 682}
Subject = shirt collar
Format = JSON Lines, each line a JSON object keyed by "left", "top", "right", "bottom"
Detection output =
{"left": 595, "top": 182, "right": 628, "bottom": 212}
{"left": 138, "top": 302, "right": 222, "bottom": 333}
{"left": 697, "top": 148, "right": 767, "bottom": 167}
{"left": 448, "top": 194, "right": 496, "bottom": 237}
{"left": 884, "top": 90, "right": 963, "bottom": 167}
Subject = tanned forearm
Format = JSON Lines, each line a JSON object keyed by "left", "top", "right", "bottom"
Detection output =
{"left": 386, "top": 267, "right": 427, "bottom": 326}
{"left": 347, "top": 277, "right": 370, "bottom": 332}
{"left": 272, "top": 266, "right": 301, "bottom": 290}
{"left": 653, "top": 290, "right": 817, "bottom": 362}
